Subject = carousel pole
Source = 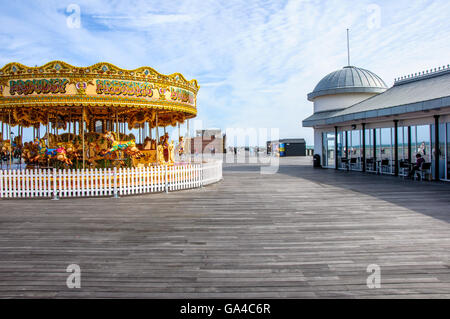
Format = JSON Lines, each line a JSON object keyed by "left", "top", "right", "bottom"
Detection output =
{"left": 138, "top": 124, "right": 141, "bottom": 144}
{"left": 82, "top": 106, "right": 85, "bottom": 170}
{"left": 187, "top": 119, "right": 190, "bottom": 161}
{"left": 19, "top": 125, "right": 22, "bottom": 169}
{"left": 53, "top": 115, "right": 56, "bottom": 137}
{"left": 115, "top": 109, "right": 119, "bottom": 136}
{"left": 156, "top": 113, "right": 159, "bottom": 163}
{"left": 68, "top": 113, "right": 71, "bottom": 142}
{"left": 150, "top": 123, "right": 153, "bottom": 140}
{"left": 8, "top": 110, "right": 12, "bottom": 169}
{"left": 0, "top": 119, "right": 2, "bottom": 170}
{"left": 1, "top": 119, "right": 2, "bottom": 170}
{"left": 46, "top": 113, "right": 49, "bottom": 147}
{"left": 143, "top": 123, "right": 146, "bottom": 141}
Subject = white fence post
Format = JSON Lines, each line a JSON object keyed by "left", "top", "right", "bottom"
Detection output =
{"left": 201, "top": 163, "right": 204, "bottom": 188}
{"left": 113, "top": 167, "right": 119, "bottom": 198}
{"left": 52, "top": 168, "right": 59, "bottom": 200}
{"left": 165, "top": 165, "right": 168, "bottom": 193}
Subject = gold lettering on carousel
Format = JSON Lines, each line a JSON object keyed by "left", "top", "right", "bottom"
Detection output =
{"left": 9, "top": 79, "right": 69, "bottom": 95}
{"left": 96, "top": 79, "right": 154, "bottom": 97}
{"left": 170, "top": 87, "right": 194, "bottom": 104}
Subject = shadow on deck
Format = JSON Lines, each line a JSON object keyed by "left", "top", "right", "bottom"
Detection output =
{"left": 224, "top": 156, "right": 450, "bottom": 224}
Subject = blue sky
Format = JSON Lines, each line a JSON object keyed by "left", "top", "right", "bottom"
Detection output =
{"left": 0, "top": 0, "right": 449, "bottom": 145}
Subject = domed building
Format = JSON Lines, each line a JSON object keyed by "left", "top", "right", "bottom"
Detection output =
{"left": 303, "top": 63, "right": 450, "bottom": 181}
{"left": 304, "top": 65, "right": 388, "bottom": 166}
{"left": 307, "top": 66, "right": 387, "bottom": 113}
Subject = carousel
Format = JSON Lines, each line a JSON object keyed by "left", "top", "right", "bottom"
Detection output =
{"left": 0, "top": 61, "right": 198, "bottom": 170}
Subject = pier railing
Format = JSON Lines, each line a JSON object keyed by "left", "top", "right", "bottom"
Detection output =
{"left": 0, "top": 160, "right": 222, "bottom": 199}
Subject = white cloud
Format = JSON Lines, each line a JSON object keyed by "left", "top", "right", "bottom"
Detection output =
{"left": 93, "top": 13, "right": 197, "bottom": 28}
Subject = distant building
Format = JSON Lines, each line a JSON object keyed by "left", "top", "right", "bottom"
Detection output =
{"left": 189, "top": 129, "right": 224, "bottom": 154}
{"left": 267, "top": 138, "right": 306, "bottom": 156}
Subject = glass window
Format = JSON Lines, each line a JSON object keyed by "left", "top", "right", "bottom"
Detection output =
{"left": 365, "top": 129, "right": 373, "bottom": 159}
{"left": 380, "top": 128, "right": 392, "bottom": 160}
{"left": 439, "top": 123, "right": 445, "bottom": 180}
{"left": 415, "top": 125, "right": 431, "bottom": 162}
{"left": 327, "top": 132, "right": 335, "bottom": 168}
{"left": 398, "top": 126, "right": 409, "bottom": 162}
{"left": 337, "top": 131, "right": 344, "bottom": 160}
{"left": 322, "top": 132, "right": 335, "bottom": 168}
{"left": 375, "top": 128, "right": 380, "bottom": 161}
{"left": 322, "top": 133, "right": 327, "bottom": 166}
{"left": 411, "top": 126, "right": 416, "bottom": 158}
{"left": 447, "top": 123, "right": 450, "bottom": 180}
{"left": 346, "top": 130, "right": 361, "bottom": 170}
{"left": 378, "top": 127, "right": 393, "bottom": 173}
{"left": 350, "top": 130, "right": 360, "bottom": 159}
{"left": 431, "top": 123, "right": 446, "bottom": 180}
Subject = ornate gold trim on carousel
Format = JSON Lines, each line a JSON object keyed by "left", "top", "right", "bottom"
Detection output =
{"left": 0, "top": 61, "right": 199, "bottom": 92}
{"left": 0, "top": 95, "right": 197, "bottom": 114}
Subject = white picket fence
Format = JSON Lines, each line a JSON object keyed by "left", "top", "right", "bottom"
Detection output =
{"left": 0, "top": 160, "right": 222, "bottom": 199}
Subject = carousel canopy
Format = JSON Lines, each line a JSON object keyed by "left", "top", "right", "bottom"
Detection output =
{"left": 0, "top": 61, "right": 199, "bottom": 128}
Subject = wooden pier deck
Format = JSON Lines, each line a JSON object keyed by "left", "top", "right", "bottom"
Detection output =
{"left": 0, "top": 157, "right": 449, "bottom": 298}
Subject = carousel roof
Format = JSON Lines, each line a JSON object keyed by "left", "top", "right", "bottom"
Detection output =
{"left": 0, "top": 61, "right": 199, "bottom": 90}
{"left": 0, "top": 61, "right": 199, "bottom": 128}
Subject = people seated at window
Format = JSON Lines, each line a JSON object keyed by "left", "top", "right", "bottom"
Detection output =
{"left": 408, "top": 153, "right": 425, "bottom": 180}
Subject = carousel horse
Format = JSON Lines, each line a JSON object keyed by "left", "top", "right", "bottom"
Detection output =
{"left": 102, "top": 131, "right": 142, "bottom": 158}
{"left": 0, "top": 141, "right": 10, "bottom": 162}
{"left": 57, "top": 141, "right": 81, "bottom": 164}
{"left": 22, "top": 141, "right": 40, "bottom": 165}
{"left": 37, "top": 139, "right": 72, "bottom": 166}
{"left": 0, "top": 139, "right": 12, "bottom": 161}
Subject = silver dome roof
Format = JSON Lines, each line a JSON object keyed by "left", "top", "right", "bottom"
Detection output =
{"left": 307, "top": 66, "right": 388, "bottom": 101}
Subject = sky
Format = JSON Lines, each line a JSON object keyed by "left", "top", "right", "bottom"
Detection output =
{"left": 0, "top": 0, "right": 449, "bottom": 146}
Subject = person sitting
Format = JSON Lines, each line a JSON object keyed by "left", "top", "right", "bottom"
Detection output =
{"left": 408, "top": 153, "right": 425, "bottom": 180}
